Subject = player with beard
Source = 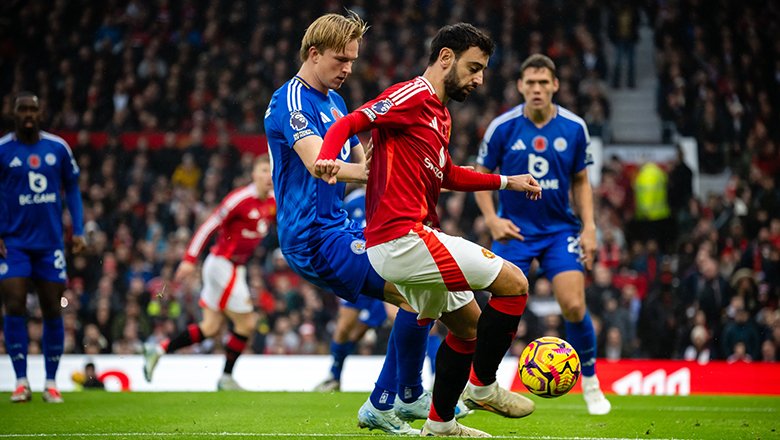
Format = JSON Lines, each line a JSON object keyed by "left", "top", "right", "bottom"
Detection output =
{"left": 0, "top": 92, "right": 85, "bottom": 403}
{"left": 317, "top": 23, "right": 542, "bottom": 437}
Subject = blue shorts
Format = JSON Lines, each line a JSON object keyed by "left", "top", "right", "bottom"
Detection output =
{"left": 0, "top": 247, "right": 67, "bottom": 283}
{"left": 340, "top": 295, "right": 388, "bottom": 328}
{"left": 492, "top": 230, "right": 583, "bottom": 279}
{"left": 283, "top": 227, "right": 385, "bottom": 303}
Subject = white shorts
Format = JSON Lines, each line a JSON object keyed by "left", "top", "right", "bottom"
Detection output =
{"left": 198, "top": 254, "right": 253, "bottom": 314}
{"left": 367, "top": 225, "right": 504, "bottom": 320}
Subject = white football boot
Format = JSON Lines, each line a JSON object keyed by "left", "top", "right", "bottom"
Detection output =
{"left": 357, "top": 399, "right": 420, "bottom": 435}
{"left": 582, "top": 375, "right": 611, "bottom": 415}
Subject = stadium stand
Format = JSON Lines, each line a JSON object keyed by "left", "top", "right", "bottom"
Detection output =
{"left": 0, "top": 0, "right": 777, "bottom": 363}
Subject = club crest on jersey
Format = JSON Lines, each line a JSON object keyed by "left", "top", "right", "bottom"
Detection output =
{"left": 331, "top": 107, "right": 343, "bottom": 120}
{"left": 45, "top": 153, "right": 57, "bottom": 165}
{"left": 0, "top": 263, "right": 8, "bottom": 275}
{"left": 371, "top": 99, "right": 393, "bottom": 115}
{"left": 481, "top": 249, "right": 496, "bottom": 259}
{"left": 553, "top": 137, "right": 567, "bottom": 152}
{"left": 27, "top": 154, "right": 41, "bottom": 169}
{"left": 350, "top": 239, "right": 367, "bottom": 255}
{"left": 289, "top": 111, "right": 309, "bottom": 131}
{"left": 532, "top": 136, "right": 547, "bottom": 152}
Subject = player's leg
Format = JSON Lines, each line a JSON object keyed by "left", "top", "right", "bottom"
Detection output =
{"left": 219, "top": 309, "right": 256, "bottom": 391}
{"left": 552, "top": 270, "right": 611, "bottom": 415}
{"left": 457, "top": 259, "right": 534, "bottom": 421}
{"left": 144, "top": 255, "right": 233, "bottom": 382}
{"left": 1, "top": 274, "right": 32, "bottom": 403}
{"left": 544, "top": 231, "right": 610, "bottom": 415}
{"left": 358, "top": 282, "right": 426, "bottom": 435}
{"left": 285, "top": 230, "right": 423, "bottom": 434}
{"left": 32, "top": 278, "right": 67, "bottom": 403}
{"left": 315, "top": 301, "right": 362, "bottom": 391}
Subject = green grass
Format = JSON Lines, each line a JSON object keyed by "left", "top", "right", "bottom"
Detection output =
{"left": 1, "top": 391, "right": 778, "bottom": 439}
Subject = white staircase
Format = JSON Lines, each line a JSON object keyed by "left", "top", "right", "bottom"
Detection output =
{"left": 608, "top": 26, "right": 662, "bottom": 143}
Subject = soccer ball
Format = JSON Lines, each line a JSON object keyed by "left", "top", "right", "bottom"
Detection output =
{"left": 519, "top": 336, "right": 581, "bottom": 398}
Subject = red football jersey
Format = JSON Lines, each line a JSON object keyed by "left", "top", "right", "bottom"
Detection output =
{"left": 184, "top": 184, "right": 276, "bottom": 265}
{"left": 356, "top": 76, "right": 454, "bottom": 246}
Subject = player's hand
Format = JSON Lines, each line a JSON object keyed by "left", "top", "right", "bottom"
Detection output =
{"left": 174, "top": 261, "right": 197, "bottom": 283}
{"left": 72, "top": 236, "right": 87, "bottom": 255}
{"left": 579, "top": 224, "right": 597, "bottom": 271}
{"left": 313, "top": 159, "right": 340, "bottom": 185}
{"left": 506, "top": 174, "right": 542, "bottom": 200}
{"left": 0, "top": 237, "right": 6, "bottom": 258}
{"left": 485, "top": 216, "right": 524, "bottom": 243}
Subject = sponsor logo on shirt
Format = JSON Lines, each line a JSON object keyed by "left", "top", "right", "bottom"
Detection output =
{"left": 28, "top": 171, "right": 48, "bottom": 193}
{"left": 9, "top": 157, "right": 22, "bottom": 167}
{"left": 532, "top": 136, "right": 547, "bottom": 152}
{"left": 27, "top": 154, "right": 41, "bottom": 169}
{"left": 553, "top": 137, "right": 567, "bottom": 152}
{"left": 511, "top": 139, "right": 527, "bottom": 151}
{"left": 350, "top": 239, "right": 366, "bottom": 254}
{"left": 423, "top": 147, "right": 445, "bottom": 181}
{"left": 0, "top": 263, "right": 8, "bottom": 275}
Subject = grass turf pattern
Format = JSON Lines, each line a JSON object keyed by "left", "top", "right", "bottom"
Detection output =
{"left": 1, "top": 392, "right": 778, "bottom": 439}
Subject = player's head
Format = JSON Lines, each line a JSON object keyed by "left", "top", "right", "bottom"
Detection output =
{"left": 428, "top": 23, "right": 494, "bottom": 102}
{"left": 252, "top": 154, "right": 273, "bottom": 196}
{"left": 13, "top": 91, "right": 42, "bottom": 136}
{"left": 299, "top": 11, "right": 368, "bottom": 90}
{"left": 518, "top": 54, "right": 559, "bottom": 111}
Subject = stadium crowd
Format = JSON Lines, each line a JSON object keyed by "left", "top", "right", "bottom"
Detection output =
{"left": 0, "top": 0, "right": 778, "bottom": 364}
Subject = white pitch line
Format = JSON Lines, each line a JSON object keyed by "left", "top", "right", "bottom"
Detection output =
{"left": 543, "top": 404, "right": 776, "bottom": 413}
{"left": 0, "top": 434, "right": 695, "bottom": 440}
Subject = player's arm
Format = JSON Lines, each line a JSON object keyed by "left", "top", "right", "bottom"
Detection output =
{"left": 293, "top": 135, "right": 368, "bottom": 184}
{"left": 175, "top": 204, "right": 227, "bottom": 282}
{"left": 572, "top": 168, "right": 596, "bottom": 270}
{"left": 473, "top": 164, "right": 525, "bottom": 242}
{"left": 62, "top": 152, "right": 86, "bottom": 254}
{"left": 316, "top": 111, "right": 373, "bottom": 184}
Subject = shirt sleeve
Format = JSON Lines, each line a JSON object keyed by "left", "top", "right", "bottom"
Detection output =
{"left": 443, "top": 160, "right": 502, "bottom": 192}
{"left": 279, "top": 104, "right": 322, "bottom": 149}
{"left": 573, "top": 122, "right": 593, "bottom": 174}
{"left": 61, "top": 142, "right": 84, "bottom": 236}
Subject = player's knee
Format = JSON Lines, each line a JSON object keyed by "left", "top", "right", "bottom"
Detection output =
{"left": 507, "top": 264, "right": 529, "bottom": 296}
{"left": 199, "top": 321, "right": 219, "bottom": 338}
{"left": 560, "top": 300, "right": 586, "bottom": 322}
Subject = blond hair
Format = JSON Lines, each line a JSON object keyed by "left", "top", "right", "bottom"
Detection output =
{"left": 299, "top": 10, "right": 368, "bottom": 62}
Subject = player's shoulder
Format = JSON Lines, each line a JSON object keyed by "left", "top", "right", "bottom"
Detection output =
{"left": 223, "top": 184, "right": 258, "bottom": 208}
{"left": 556, "top": 106, "right": 589, "bottom": 137}
{"left": 0, "top": 132, "right": 14, "bottom": 148}
{"left": 484, "top": 104, "right": 525, "bottom": 142}
{"left": 40, "top": 131, "right": 75, "bottom": 153}
{"left": 386, "top": 76, "right": 436, "bottom": 106}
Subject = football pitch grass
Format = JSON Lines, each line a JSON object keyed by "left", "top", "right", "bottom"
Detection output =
{"left": 1, "top": 391, "right": 778, "bottom": 439}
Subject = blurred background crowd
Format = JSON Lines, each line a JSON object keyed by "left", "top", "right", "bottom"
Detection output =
{"left": 0, "top": 0, "right": 778, "bottom": 364}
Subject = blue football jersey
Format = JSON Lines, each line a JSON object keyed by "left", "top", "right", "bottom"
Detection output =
{"left": 264, "top": 76, "right": 360, "bottom": 253}
{"left": 343, "top": 187, "right": 366, "bottom": 228}
{"left": 0, "top": 131, "right": 83, "bottom": 249}
{"left": 477, "top": 104, "right": 592, "bottom": 237}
